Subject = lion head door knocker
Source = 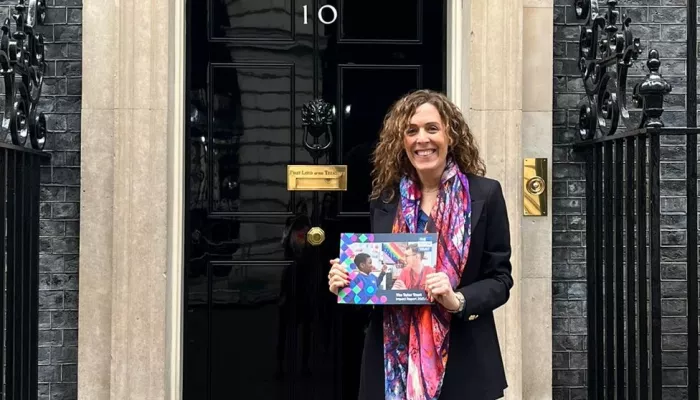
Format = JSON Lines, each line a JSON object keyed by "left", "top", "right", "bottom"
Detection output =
{"left": 301, "top": 99, "right": 335, "bottom": 155}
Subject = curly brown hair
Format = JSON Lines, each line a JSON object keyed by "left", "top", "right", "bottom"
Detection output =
{"left": 370, "top": 89, "right": 485, "bottom": 201}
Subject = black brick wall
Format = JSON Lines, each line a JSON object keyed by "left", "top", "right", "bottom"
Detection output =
{"left": 0, "top": 0, "right": 83, "bottom": 399}
{"left": 553, "top": 1, "right": 698, "bottom": 399}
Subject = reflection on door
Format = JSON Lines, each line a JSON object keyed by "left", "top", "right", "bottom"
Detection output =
{"left": 184, "top": 1, "right": 446, "bottom": 399}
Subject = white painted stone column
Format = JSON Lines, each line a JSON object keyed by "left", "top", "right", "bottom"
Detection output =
{"left": 78, "top": 0, "right": 182, "bottom": 397}
{"left": 465, "top": 0, "right": 524, "bottom": 397}
{"left": 452, "top": 0, "right": 554, "bottom": 398}
{"left": 521, "top": 1, "right": 554, "bottom": 398}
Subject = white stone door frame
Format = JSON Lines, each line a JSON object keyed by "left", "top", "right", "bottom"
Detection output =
{"left": 165, "top": 0, "right": 186, "bottom": 397}
{"left": 79, "top": 0, "right": 553, "bottom": 399}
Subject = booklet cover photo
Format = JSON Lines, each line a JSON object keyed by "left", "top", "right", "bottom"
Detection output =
{"left": 337, "top": 232, "right": 438, "bottom": 305}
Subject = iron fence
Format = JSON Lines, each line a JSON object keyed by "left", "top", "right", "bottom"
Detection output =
{"left": 573, "top": 0, "right": 698, "bottom": 399}
{"left": 0, "top": 0, "right": 50, "bottom": 398}
{"left": 0, "top": 143, "right": 47, "bottom": 400}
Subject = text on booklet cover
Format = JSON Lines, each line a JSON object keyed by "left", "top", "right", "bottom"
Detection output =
{"left": 337, "top": 233, "right": 438, "bottom": 305}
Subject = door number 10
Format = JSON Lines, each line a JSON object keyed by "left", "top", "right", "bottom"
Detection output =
{"left": 302, "top": 5, "right": 338, "bottom": 25}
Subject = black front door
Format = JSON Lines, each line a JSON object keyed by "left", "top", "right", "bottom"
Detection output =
{"left": 184, "top": 1, "right": 445, "bottom": 399}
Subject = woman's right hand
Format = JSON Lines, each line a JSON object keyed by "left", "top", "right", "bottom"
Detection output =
{"left": 328, "top": 258, "right": 349, "bottom": 295}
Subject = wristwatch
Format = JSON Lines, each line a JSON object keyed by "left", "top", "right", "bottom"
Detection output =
{"left": 449, "top": 292, "right": 465, "bottom": 314}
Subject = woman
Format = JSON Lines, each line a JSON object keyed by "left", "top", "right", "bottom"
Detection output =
{"left": 327, "top": 89, "right": 513, "bottom": 400}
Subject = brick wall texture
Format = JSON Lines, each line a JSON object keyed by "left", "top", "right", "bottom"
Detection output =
{"left": 0, "top": 0, "right": 83, "bottom": 398}
{"left": 553, "top": 0, "right": 698, "bottom": 399}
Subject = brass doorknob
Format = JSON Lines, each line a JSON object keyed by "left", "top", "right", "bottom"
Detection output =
{"left": 307, "top": 227, "right": 325, "bottom": 246}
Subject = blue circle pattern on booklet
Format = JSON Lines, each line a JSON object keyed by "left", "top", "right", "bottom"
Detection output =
{"left": 337, "top": 233, "right": 389, "bottom": 305}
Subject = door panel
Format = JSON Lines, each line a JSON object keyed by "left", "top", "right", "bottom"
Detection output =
{"left": 185, "top": 1, "right": 445, "bottom": 399}
{"left": 210, "top": 0, "right": 296, "bottom": 41}
{"left": 209, "top": 64, "right": 296, "bottom": 214}
{"left": 335, "top": 66, "right": 423, "bottom": 214}
{"left": 208, "top": 261, "right": 291, "bottom": 398}
{"left": 338, "top": 0, "right": 420, "bottom": 41}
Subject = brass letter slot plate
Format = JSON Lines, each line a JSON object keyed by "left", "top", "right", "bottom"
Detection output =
{"left": 523, "top": 158, "right": 548, "bottom": 216}
{"left": 287, "top": 165, "right": 348, "bottom": 191}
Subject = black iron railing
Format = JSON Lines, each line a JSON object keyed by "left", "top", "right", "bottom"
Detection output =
{"left": 0, "top": 143, "right": 47, "bottom": 400}
{"left": 1, "top": 0, "right": 48, "bottom": 151}
{"left": 0, "top": 0, "right": 49, "bottom": 399}
{"left": 573, "top": 0, "right": 698, "bottom": 399}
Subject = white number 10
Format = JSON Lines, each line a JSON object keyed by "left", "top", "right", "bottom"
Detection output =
{"left": 302, "top": 5, "right": 338, "bottom": 25}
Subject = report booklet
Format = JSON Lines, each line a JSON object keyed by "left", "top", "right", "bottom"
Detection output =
{"left": 336, "top": 232, "right": 438, "bottom": 305}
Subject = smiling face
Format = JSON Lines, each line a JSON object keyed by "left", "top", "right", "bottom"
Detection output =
{"left": 359, "top": 258, "right": 373, "bottom": 274}
{"left": 404, "top": 248, "right": 422, "bottom": 271}
{"left": 402, "top": 103, "right": 449, "bottom": 181}
{"left": 354, "top": 253, "right": 373, "bottom": 274}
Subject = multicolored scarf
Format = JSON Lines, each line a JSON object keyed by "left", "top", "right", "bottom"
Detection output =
{"left": 383, "top": 161, "right": 472, "bottom": 400}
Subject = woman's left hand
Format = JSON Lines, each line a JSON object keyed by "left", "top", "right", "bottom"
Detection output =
{"left": 425, "top": 272, "right": 460, "bottom": 311}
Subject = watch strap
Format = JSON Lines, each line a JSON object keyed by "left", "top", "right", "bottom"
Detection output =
{"left": 449, "top": 291, "right": 465, "bottom": 313}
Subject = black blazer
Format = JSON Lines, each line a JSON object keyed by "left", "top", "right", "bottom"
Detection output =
{"left": 358, "top": 174, "right": 513, "bottom": 400}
